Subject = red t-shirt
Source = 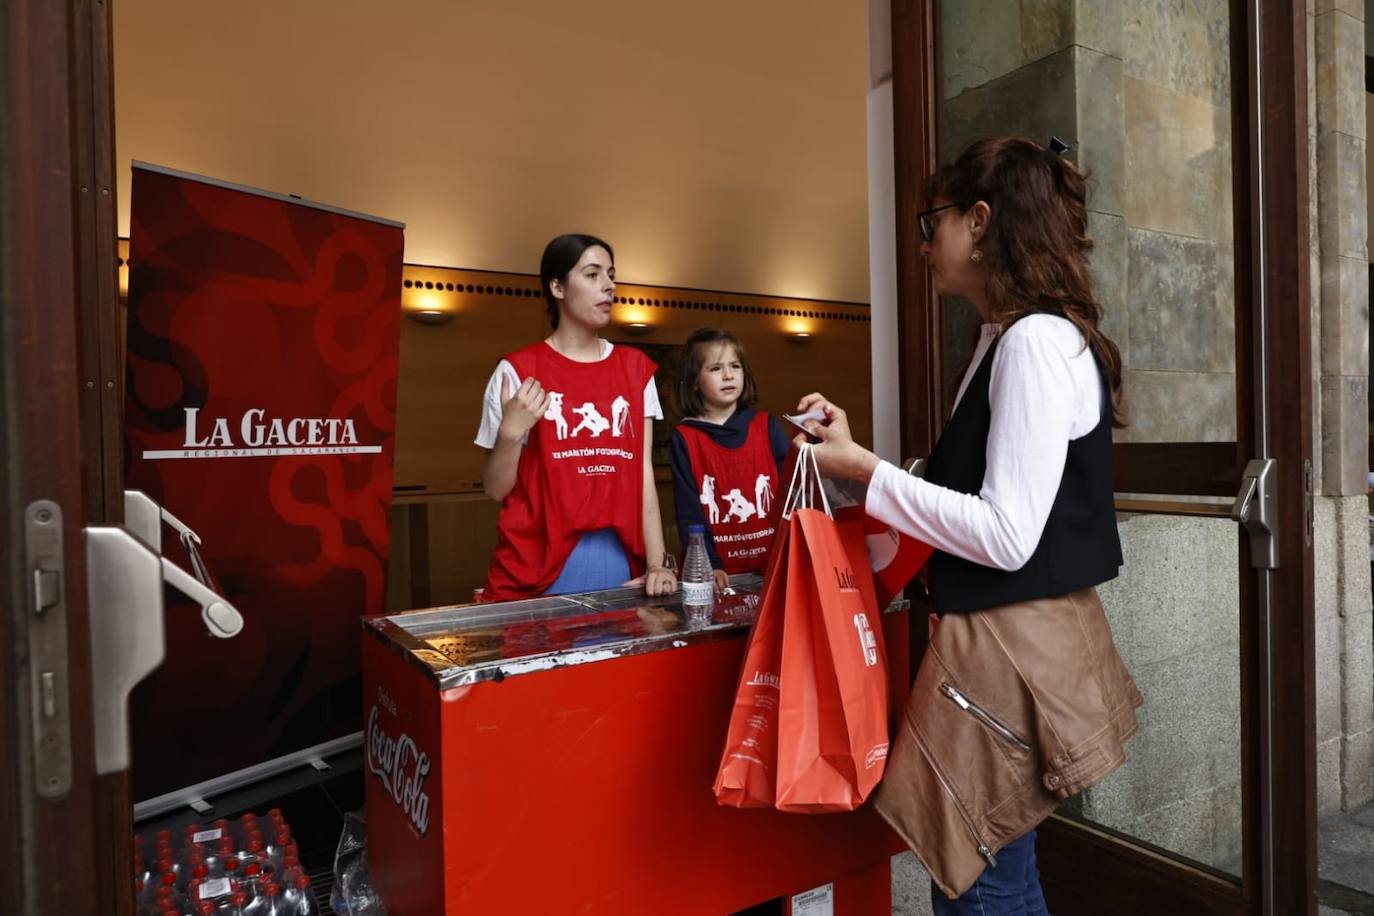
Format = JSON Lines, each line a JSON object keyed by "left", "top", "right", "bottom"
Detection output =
{"left": 676, "top": 411, "right": 780, "bottom": 574}
{"left": 482, "top": 342, "right": 658, "bottom": 601}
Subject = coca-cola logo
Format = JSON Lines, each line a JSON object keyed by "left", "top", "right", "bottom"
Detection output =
{"left": 367, "top": 704, "right": 432, "bottom": 836}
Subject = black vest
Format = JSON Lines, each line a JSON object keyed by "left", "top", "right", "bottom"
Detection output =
{"left": 923, "top": 325, "right": 1122, "bottom": 613}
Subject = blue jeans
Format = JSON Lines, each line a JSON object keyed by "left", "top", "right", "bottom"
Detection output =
{"left": 931, "top": 829, "right": 1049, "bottom": 916}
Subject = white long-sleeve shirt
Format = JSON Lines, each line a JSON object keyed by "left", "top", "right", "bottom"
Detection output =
{"left": 864, "top": 313, "right": 1104, "bottom": 571}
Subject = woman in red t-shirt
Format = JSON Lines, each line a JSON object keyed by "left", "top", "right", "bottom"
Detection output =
{"left": 474, "top": 234, "right": 677, "bottom": 602}
{"left": 669, "top": 327, "right": 791, "bottom": 592}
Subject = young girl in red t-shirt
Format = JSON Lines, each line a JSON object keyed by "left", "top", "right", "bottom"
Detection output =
{"left": 475, "top": 234, "right": 677, "bottom": 602}
{"left": 669, "top": 327, "right": 791, "bottom": 591}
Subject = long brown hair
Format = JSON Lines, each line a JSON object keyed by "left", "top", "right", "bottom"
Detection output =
{"left": 928, "top": 136, "right": 1127, "bottom": 427}
{"left": 678, "top": 327, "right": 759, "bottom": 418}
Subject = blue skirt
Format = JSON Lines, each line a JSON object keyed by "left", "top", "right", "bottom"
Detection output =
{"left": 545, "top": 528, "right": 632, "bottom": 595}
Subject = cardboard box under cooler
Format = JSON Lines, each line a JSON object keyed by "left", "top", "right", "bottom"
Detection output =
{"left": 363, "top": 577, "right": 909, "bottom": 915}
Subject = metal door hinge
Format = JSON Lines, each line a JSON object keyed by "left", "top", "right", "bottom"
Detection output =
{"left": 1232, "top": 458, "right": 1278, "bottom": 569}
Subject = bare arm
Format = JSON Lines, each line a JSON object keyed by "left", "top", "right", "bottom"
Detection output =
{"left": 638, "top": 417, "right": 677, "bottom": 596}
{"left": 481, "top": 376, "right": 549, "bottom": 501}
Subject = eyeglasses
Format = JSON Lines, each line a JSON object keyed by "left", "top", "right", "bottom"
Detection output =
{"left": 917, "top": 203, "right": 958, "bottom": 242}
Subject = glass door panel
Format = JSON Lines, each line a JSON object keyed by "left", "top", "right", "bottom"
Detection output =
{"left": 935, "top": 0, "right": 1244, "bottom": 881}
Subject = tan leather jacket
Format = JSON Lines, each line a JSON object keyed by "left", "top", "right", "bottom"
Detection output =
{"left": 873, "top": 587, "right": 1142, "bottom": 898}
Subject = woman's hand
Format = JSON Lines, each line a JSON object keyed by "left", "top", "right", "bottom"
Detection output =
{"left": 794, "top": 392, "right": 881, "bottom": 484}
{"left": 627, "top": 566, "right": 678, "bottom": 596}
{"left": 497, "top": 376, "right": 550, "bottom": 443}
{"left": 713, "top": 569, "right": 730, "bottom": 593}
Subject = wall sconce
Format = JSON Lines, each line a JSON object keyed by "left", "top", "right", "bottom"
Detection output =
{"left": 406, "top": 308, "right": 455, "bottom": 326}
{"left": 618, "top": 321, "right": 653, "bottom": 335}
{"left": 785, "top": 331, "right": 813, "bottom": 343}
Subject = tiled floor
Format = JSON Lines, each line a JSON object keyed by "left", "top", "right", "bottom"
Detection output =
{"left": 892, "top": 804, "right": 1374, "bottom": 915}
{"left": 1318, "top": 801, "right": 1374, "bottom": 916}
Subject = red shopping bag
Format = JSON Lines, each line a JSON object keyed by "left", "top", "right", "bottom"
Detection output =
{"left": 774, "top": 506, "right": 890, "bottom": 812}
{"left": 834, "top": 505, "right": 934, "bottom": 609}
{"left": 713, "top": 516, "right": 792, "bottom": 808}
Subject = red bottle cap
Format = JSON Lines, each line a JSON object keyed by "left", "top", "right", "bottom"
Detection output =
{"left": 156, "top": 829, "right": 172, "bottom": 840}
{"left": 192, "top": 863, "right": 208, "bottom": 879}
{"left": 187, "top": 879, "right": 200, "bottom": 897}
{"left": 214, "top": 818, "right": 228, "bottom": 827}
{"left": 296, "top": 874, "right": 311, "bottom": 889}
{"left": 247, "top": 839, "right": 263, "bottom": 852}
{"left": 184, "top": 823, "right": 201, "bottom": 834}
{"left": 284, "top": 843, "right": 298, "bottom": 858}
{"left": 265, "top": 882, "right": 280, "bottom": 896}
{"left": 231, "top": 892, "right": 248, "bottom": 906}
{"left": 224, "top": 857, "right": 240, "bottom": 872}
{"left": 267, "top": 807, "right": 282, "bottom": 818}
{"left": 198, "top": 904, "right": 216, "bottom": 916}
{"left": 276, "top": 829, "right": 292, "bottom": 844}
{"left": 160, "top": 871, "right": 176, "bottom": 886}
{"left": 244, "top": 862, "right": 261, "bottom": 877}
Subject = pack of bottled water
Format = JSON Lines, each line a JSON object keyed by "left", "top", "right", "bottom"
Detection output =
{"left": 135, "top": 808, "right": 317, "bottom": 915}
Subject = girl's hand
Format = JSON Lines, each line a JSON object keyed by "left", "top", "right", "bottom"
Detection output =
{"left": 497, "top": 376, "right": 550, "bottom": 442}
{"left": 794, "top": 392, "right": 880, "bottom": 483}
{"left": 713, "top": 569, "right": 729, "bottom": 593}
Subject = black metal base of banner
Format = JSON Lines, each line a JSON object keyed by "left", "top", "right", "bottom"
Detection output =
{"left": 134, "top": 732, "right": 361, "bottom": 824}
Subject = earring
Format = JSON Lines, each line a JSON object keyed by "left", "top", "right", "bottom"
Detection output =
{"left": 970, "top": 248, "right": 984, "bottom": 264}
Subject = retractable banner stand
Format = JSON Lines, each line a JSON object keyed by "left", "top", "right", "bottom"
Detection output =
{"left": 124, "top": 163, "right": 405, "bottom": 801}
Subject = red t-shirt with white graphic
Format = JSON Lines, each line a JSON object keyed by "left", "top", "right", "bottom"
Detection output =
{"left": 482, "top": 342, "right": 658, "bottom": 601}
{"left": 676, "top": 411, "right": 780, "bottom": 574}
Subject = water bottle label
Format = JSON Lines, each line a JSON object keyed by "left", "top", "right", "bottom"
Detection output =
{"left": 682, "top": 581, "right": 714, "bottom": 606}
{"left": 192, "top": 828, "right": 222, "bottom": 844}
{"left": 200, "top": 877, "right": 231, "bottom": 899}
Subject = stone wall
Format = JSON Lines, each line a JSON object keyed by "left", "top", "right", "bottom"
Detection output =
{"left": 1312, "top": 0, "right": 1374, "bottom": 815}
{"left": 1085, "top": 514, "right": 1243, "bottom": 870}
{"left": 940, "top": 0, "right": 1236, "bottom": 442}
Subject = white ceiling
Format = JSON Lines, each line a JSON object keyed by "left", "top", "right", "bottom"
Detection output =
{"left": 113, "top": 0, "right": 872, "bottom": 302}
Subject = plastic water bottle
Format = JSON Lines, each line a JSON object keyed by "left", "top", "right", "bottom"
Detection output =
{"left": 681, "top": 525, "right": 714, "bottom": 625}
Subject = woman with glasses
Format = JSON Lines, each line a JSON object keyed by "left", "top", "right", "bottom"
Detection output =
{"left": 796, "top": 136, "right": 1140, "bottom": 915}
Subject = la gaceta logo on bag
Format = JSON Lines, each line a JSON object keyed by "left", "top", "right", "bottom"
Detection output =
{"left": 834, "top": 564, "right": 860, "bottom": 592}
{"left": 367, "top": 689, "right": 432, "bottom": 836}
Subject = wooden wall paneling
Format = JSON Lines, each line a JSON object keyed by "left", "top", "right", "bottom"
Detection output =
{"left": 424, "top": 495, "right": 502, "bottom": 607}
{"left": 393, "top": 269, "right": 546, "bottom": 492}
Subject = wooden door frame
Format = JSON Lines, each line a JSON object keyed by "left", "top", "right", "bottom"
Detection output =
{"left": 888, "top": 0, "right": 1316, "bottom": 913}
{"left": 2, "top": 0, "right": 131, "bottom": 913}
{"left": 1, "top": 0, "right": 109, "bottom": 911}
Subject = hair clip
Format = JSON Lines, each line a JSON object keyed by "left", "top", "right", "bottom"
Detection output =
{"left": 1044, "top": 136, "right": 1071, "bottom": 161}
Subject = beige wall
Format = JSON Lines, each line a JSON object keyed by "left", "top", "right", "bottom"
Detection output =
{"left": 112, "top": 0, "right": 870, "bottom": 303}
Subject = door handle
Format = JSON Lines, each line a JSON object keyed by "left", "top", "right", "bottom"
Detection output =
{"left": 1230, "top": 458, "right": 1277, "bottom": 569}
{"left": 84, "top": 493, "right": 247, "bottom": 775}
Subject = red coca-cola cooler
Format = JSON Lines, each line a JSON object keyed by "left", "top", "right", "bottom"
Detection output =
{"left": 361, "top": 577, "right": 910, "bottom": 914}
